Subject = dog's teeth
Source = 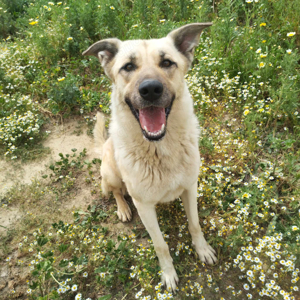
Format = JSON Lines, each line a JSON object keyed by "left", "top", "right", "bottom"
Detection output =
{"left": 144, "top": 125, "right": 166, "bottom": 138}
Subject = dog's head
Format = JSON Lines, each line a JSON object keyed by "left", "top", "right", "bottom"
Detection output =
{"left": 83, "top": 23, "right": 212, "bottom": 141}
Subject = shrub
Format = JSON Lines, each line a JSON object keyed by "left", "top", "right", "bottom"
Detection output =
{"left": 47, "top": 74, "right": 82, "bottom": 115}
{"left": 0, "top": 93, "right": 42, "bottom": 159}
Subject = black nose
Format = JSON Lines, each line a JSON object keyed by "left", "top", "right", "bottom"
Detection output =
{"left": 139, "top": 80, "right": 163, "bottom": 101}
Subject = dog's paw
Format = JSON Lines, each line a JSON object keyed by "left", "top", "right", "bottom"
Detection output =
{"left": 117, "top": 201, "right": 132, "bottom": 222}
{"left": 161, "top": 267, "right": 179, "bottom": 293}
{"left": 195, "top": 241, "right": 217, "bottom": 265}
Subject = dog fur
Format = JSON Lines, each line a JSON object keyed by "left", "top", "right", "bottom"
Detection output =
{"left": 83, "top": 23, "right": 217, "bottom": 291}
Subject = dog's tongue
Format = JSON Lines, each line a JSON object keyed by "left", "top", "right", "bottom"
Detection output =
{"left": 139, "top": 107, "right": 166, "bottom": 133}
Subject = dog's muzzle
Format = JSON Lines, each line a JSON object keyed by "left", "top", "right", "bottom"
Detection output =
{"left": 125, "top": 79, "right": 174, "bottom": 142}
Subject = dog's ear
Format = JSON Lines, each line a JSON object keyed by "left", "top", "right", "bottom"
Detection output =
{"left": 82, "top": 38, "right": 121, "bottom": 79}
{"left": 167, "top": 23, "right": 212, "bottom": 65}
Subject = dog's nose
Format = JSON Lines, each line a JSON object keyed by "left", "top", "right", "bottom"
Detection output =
{"left": 139, "top": 80, "right": 163, "bottom": 101}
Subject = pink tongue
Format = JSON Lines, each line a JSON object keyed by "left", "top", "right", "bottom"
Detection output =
{"left": 139, "top": 107, "right": 166, "bottom": 133}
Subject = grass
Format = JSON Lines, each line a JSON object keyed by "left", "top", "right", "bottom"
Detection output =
{"left": 0, "top": 0, "right": 299, "bottom": 299}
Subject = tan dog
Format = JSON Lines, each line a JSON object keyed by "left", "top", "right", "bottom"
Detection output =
{"left": 83, "top": 23, "right": 217, "bottom": 291}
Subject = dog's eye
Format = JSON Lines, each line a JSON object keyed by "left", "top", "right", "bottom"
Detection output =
{"left": 161, "top": 59, "right": 173, "bottom": 68}
{"left": 122, "top": 63, "right": 136, "bottom": 72}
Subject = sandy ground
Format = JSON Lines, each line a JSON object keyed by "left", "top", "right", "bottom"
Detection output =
{"left": 0, "top": 119, "right": 98, "bottom": 232}
{"left": 0, "top": 119, "right": 138, "bottom": 299}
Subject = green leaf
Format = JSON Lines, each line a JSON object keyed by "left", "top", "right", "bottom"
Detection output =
{"left": 98, "top": 295, "right": 112, "bottom": 300}
{"left": 199, "top": 209, "right": 212, "bottom": 217}
{"left": 78, "top": 254, "right": 88, "bottom": 265}
{"left": 38, "top": 296, "right": 51, "bottom": 300}
{"left": 95, "top": 266, "right": 105, "bottom": 273}
{"left": 117, "top": 241, "right": 126, "bottom": 251}
{"left": 58, "top": 244, "right": 69, "bottom": 253}
{"left": 41, "top": 251, "right": 53, "bottom": 259}
{"left": 141, "top": 232, "right": 149, "bottom": 238}
{"left": 59, "top": 259, "right": 69, "bottom": 268}
{"left": 37, "top": 236, "right": 49, "bottom": 247}
{"left": 76, "top": 210, "right": 89, "bottom": 215}
{"left": 29, "top": 281, "right": 38, "bottom": 289}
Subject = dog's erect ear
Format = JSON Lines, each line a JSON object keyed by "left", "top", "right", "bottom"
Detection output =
{"left": 167, "top": 23, "right": 212, "bottom": 64}
{"left": 82, "top": 38, "right": 121, "bottom": 79}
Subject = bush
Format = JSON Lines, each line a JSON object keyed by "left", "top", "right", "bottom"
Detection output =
{"left": 0, "top": 93, "right": 42, "bottom": 159}
{"left": 47, "top": 74, "right": 82, "bottom": 115}
{"left": 0, "top": 0, "right": 29, "bottom": 38}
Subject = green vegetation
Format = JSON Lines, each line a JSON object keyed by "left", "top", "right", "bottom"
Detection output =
{"left": 0, "top": 0, "right": 299, "bottom": 299}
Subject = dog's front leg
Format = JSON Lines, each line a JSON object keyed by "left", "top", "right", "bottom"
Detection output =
{"left": 133, "top": 199, "right": 178, "bottom": 292}
{"left": 181, "top": 182, "right": 217, "bottom": 264}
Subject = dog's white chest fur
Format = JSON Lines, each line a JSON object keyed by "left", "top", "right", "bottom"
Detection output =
{"left": 115, "top": 133, "right": 199, "bottom": 204}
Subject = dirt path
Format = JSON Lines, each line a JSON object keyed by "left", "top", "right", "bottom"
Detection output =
{"left": 0, "top": 119, "right": 98, "bottom": 232}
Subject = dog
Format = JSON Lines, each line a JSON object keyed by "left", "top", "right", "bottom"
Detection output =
{"left": 83, "top": 23, "right": 217, "bottom": 291}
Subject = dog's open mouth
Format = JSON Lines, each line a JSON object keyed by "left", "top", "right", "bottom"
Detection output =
{"left": 125, "top": 99, "right": 173, "bottom": 141}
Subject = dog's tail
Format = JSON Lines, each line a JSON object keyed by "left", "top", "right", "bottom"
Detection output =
{"left": 94, "top": 112, "right": 107, "bottom": 159}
